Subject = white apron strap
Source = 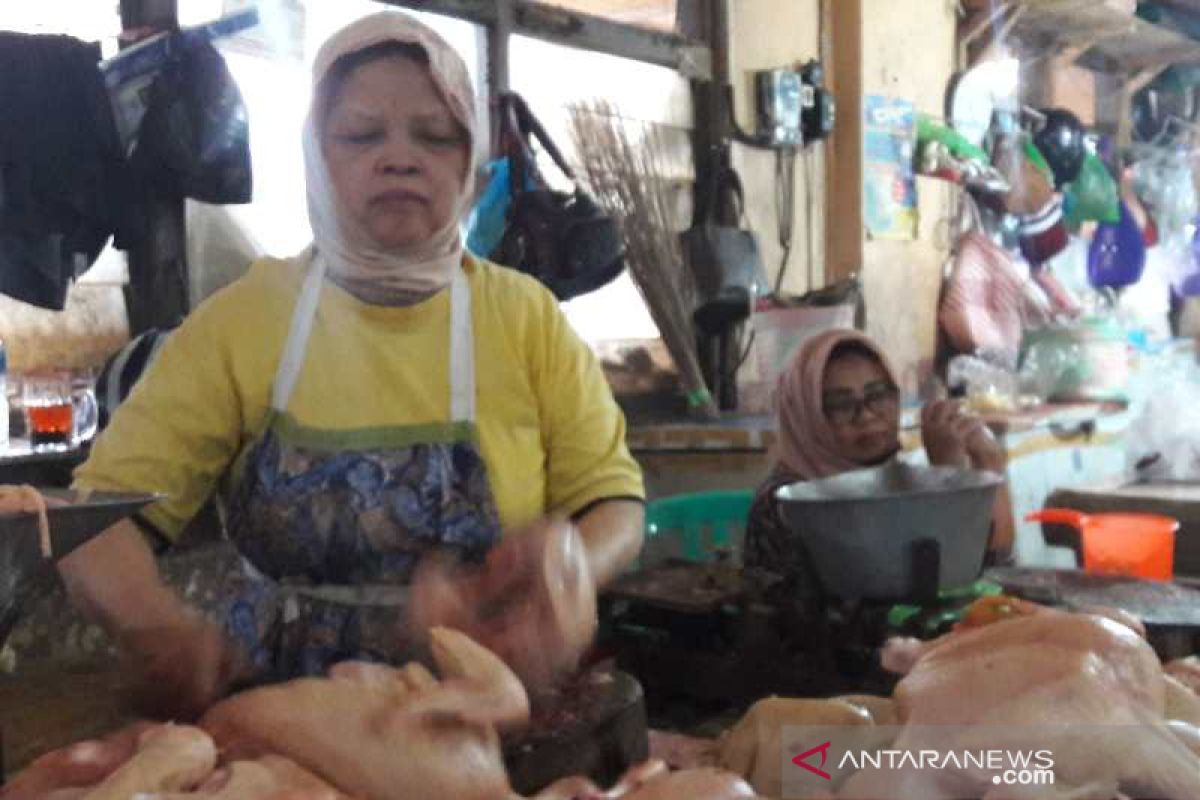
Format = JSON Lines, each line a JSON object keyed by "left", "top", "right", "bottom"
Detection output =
{"left": 271, "top": 254, "right": 327, "bottom": 412}
{"left": 449, "top": 267, "right": 475, "bottom": 423}
{"left": 271, "top": 256, "right": 474, "bottom": 423}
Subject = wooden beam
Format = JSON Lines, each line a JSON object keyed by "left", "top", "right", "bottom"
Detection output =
{"left": 120, "top": 0, "right": 189, "bottom": 335}
{"left": 375, "top": 0, "right": 498, "bottom": 27}
{"left": 1115, "top": 65, "right": 1169, "bottom": 149}
{"left": 489, "top": 1, "right": 514, "bottom": 96}
{"left": 688, "top": 0, "right": 725, "bottom": 225}
{"left": 377, "top": 0, "right": 711, "bottom": 78}
{"left": 482, "top": 0, "right": 514, "bottom": 151}
{"left": 825, "top": 0, "right": 863, "bottom": 284}
{"left": 675, "top": 0, "right": 708, "bottom": 45}
{"left": 959, "top": 0, "right": 1015, "bottom": 68}
{"left": 119, "top": 0, "right": 178, "bottom": 30}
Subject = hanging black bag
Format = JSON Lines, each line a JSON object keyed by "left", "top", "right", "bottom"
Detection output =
{"left": 488, "top": 92, "right": 624, "bottom": 302}
{"left": 131, "top": 37, "right": 252, "bottom": 205}
{"left": 680, "top": 144, "right": 767, "bottom": 334}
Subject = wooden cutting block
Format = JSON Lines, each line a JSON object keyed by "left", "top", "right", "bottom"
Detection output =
{"left": 503, "top": 669, "right": 648, "bottom": 795}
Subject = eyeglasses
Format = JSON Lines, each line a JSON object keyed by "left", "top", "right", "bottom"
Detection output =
{"left": 822, "top": 385, "right": 900, "bottom": 426}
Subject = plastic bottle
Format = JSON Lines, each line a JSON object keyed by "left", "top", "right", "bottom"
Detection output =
{"left": 0, "top": 339, "right": 8, "bottom": 452}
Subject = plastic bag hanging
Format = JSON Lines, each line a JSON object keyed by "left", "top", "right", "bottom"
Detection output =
{"left": 129, "top": 37, "right": 252, "bottom": 204}
{"left": 1181, "top": 220, "right": 1200, "bottom": 297}
{"left": 487, "top": 92, "right": 625, "bottom": 302}
{"left": 1087, "top": 200, "right": 1146, "bottom": 290}
{"left": 1064, "top": 153, "right": 1120, "bottom": 229}
{"left": 465, "top": 157, "right": 513, "bottom": 258}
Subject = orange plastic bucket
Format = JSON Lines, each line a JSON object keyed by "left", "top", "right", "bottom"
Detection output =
{"left": 1026, "top": 508, "right": 1177, "bottom": 581}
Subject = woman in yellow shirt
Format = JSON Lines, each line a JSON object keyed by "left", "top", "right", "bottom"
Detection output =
{"left": 61, "top": 11, "right": 644, "bottom": 718}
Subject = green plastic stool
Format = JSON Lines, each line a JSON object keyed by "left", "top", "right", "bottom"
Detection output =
{"left": 642, "top": 489, "right": 754, "bottom": 566}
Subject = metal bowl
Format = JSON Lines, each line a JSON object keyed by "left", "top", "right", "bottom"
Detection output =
{"left": 775, "top": 462, "right": 1002, "bottom": 602}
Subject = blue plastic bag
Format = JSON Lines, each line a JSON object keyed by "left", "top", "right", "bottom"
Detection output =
{"left": 465, "top": 157, "right": 512, "bottom": 258}
{"left": 1088, "top": 200, "right": 1146, "bottom": 290}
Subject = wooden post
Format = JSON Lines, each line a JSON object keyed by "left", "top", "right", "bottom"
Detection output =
{"left": 824, "top": 0, "right": 863, "bottom": 283}
{"left": 1115, "top": 66, "right": 1167, "bottom": 150}
{"left": 484, "top": 0, "right": 514, "bottom": 151}
{"left": 120, "top": 0, "right": 189, "bottom": 336}
{"left": 689, "top": 0, "right": 727, "bottom": 225}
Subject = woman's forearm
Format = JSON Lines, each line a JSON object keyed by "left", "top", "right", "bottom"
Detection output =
{"left": 989, "top": 482, "right": 1016, "bottom": 560}
{"left": 574, "top": 499, "right": 645, "bottom": 588}
{"left": 56, "top": 518, "right": 190, "bottom": 638}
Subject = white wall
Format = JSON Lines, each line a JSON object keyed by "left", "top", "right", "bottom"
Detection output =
{"left": 727, "top": 0, "right": 824, "bottom": 297}
{"left": 859, "top": 0, "right": 959, "bottom": 398}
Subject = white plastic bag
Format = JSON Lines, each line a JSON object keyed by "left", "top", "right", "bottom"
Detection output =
{"left": 1126, "top": 364, "right": 1200, "bottom": 481}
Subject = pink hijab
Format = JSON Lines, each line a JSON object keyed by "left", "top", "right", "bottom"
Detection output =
{"left": 773, "top": 328, "right": 900, "bottom": 481}
{"left": 303, "top": 11, "right": 478, "bottom": 304}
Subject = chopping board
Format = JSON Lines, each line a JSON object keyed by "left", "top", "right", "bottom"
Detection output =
{"left": 986, "top": 566, "right": 1200, "bottom": 628}
{"left": 0, "top": 659, "right": 131, "bottom": 776}
{"left": 503, "top": 668, "right": 648, "bottom": 795}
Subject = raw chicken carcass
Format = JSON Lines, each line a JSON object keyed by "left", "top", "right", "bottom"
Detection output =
{"left": 1072, "top": 605, "right": 1146, "bottom": 639}
{"left": 0, "top": 722, "right": 158, "bottom": 800}
{"left": 533, "top": 761, "right": 757, "bottom": 799}
{"left": 619, "top": 768, "right": 758, "bottom": 799}
{"left": 81, "top": 725, "right": 217, "bottom": 799}
{"left": 832, "top": 695, "right": 897, "bottom": 726}
{"left": 841, "top": 609, "right": 1200, "bottom": 799}
{"left": 719, "top": 698, "right": 874, "bottom": 798}
{"left": 1164, "top": 655, "right": 1200, "bottom": 696}
{"left": 647, "top": 730, "right": 720, "bottom": 770}
{"left": 880, "top": 598, "right": 1144, "bottom": 676}
{"left": 201, "top": 627, "right": 528, "bottom": 800}
{"left": 1163, "top": 674, "right": 1200, "bottom": 726}
{"left": 326, "top": 628, "right": 528, "bottom": 731}
{"left": 140, "top": 754, "right": 350, "bottom": 799}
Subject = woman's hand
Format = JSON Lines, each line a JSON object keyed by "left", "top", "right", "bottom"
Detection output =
{"left": 119, "top": 616, "right": 248, "bottom": 722}
{"left": 410, "top": 517, "right": 597, "bottom": 693}
{"left": 921, "top": 400, "right": 1005, "bottom": 473}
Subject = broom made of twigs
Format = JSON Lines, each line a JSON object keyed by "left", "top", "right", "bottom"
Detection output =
{"left": 568, "top": 101, "right": 719, "bottom": 420}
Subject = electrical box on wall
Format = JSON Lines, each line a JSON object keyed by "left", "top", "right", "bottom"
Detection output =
{"left": 799, "top": 59, "right": 835, "bottom": 142}
{"left": 755, "top": 68, "right": 806, "bottom": 147}
{"left": 752, "top": 59, "right": 835, "bottom": 149}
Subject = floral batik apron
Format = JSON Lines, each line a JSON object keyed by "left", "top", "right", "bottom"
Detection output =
{"left": 221, "top": 256, "right": 500, "bottom": 681}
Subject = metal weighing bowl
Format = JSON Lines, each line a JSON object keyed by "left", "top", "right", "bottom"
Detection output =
{"left": 775, "top": 462, "right": 1002, "bottom": 602}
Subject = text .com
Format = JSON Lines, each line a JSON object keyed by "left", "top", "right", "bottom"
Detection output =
{"left": 995, "top": 767, "right": 1056, "bottom": 787}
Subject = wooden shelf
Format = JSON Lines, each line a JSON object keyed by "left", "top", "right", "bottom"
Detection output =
{"left": 1010, "top": 0, "right": 1200, "bottom": 73}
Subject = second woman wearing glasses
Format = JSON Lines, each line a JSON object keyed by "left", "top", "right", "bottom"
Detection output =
{"left": 745, "top": 329, "right": 1014, "bottom": 584}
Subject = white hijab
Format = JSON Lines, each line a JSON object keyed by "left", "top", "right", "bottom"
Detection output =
{"left": 303, "top": 12, "right": 478, "bottom": 305}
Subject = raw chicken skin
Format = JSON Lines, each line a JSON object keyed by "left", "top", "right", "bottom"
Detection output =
{"left": 532, "top": 761, "right": 758, "bottom": 799}
{"left": 720, "top": 698, "right": 873, "bottom": 798}
{"left": 140, "top": 754, "right": 351, "bottom": 799}
{"left": 620, "top": 768, "right": 759, "bottom": 799}
{"left": 200, "top": 628, "right": 527, "bottom": 800}
{"left": 0, "top": 722, "right": 158, "bottom": 800}
{"left": 893, "top": 611, "right": 1164, "bottom": 725}
{"left": 841, "top": 610, "right": 1200, "bottom": 799}
{"left": 81, "top": 725, "right": 217, "bottom": 799}
{"left": 1164, "top": 655, "right": 1200, "bottom": 696}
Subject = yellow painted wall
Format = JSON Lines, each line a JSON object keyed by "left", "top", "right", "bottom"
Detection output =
{"left": 727, "top": 0, "right": 823, "bottom": 296}
{"left": 859, "top": 0, "right": 958, "bottom": 397}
